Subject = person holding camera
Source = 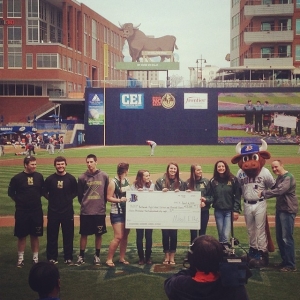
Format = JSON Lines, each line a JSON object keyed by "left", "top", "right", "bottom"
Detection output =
{"left": 28, "top": 261, "right": 60, "bottom": 300}
{"left": 164, "top": 235, "right": 249, "bottom": 300}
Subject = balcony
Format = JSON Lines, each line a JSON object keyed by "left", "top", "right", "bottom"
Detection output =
{"left": 244, "top": 30, "right": 293, "bottom": 44}
{"left": 244, "top": 3, "right": 293, "bottom": 17}
{"left": 244, "top": 57, "right": 293, "bottom": 67}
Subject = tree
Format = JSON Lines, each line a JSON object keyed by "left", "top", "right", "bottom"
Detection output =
{"left": 170, "top": 74, "right": 183, "bottom": 87}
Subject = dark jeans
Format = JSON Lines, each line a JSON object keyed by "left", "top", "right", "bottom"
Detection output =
{"left": 162, "top": 229, "right": 177, "bottom": 253}
{"left": 136, "top": 229, "right": 153, "bottom": 259}
{"left": 276, "top": 211, "right": 296, "bottom": 268}
{"left": 47, "top": 212, "right": 74, "bottom": 261}
{"left": 190, "top": 210, "right": 210, "bottom": 243}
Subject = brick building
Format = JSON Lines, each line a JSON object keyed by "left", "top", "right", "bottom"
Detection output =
{"left": 221, "top": 0, "right": 300, "bottom": 82}
{"left": 0, "top": 0, "right": 126, "bottom": 123}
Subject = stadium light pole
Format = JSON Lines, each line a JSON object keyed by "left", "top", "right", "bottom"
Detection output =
{"left": 196, "top": 55, "right": 207, "bottom": 86}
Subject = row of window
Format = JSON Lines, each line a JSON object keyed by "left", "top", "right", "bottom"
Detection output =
{"left": 0, "top": 0, "right": 21, "bottom": 18}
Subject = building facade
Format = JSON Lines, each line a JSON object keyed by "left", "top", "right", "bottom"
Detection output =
{"left": 228, "top": 0, "right": 300, "bottom": 81}
{"left": 0, "top": 0, "right": 126, "bottom": 123}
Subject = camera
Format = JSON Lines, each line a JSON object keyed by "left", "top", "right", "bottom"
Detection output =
{"left": 219, "top": 238, "right": 252, "bottom": 287}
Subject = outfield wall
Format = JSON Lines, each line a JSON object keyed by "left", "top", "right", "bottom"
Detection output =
{"left": 84, "top": 87, "right": 300, "bottom": 145}
{"left": 84, "top": 88, "right": 219, "bottom": 145}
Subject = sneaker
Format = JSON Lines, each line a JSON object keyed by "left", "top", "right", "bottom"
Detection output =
{"left": 17, "top": 260, "right": 24, "bottom": 268}
{"left": 94, "top": 255, "right": 101, "bottom": 266}
{"left": 75, "top": 256, "right": 85, "bottom": 266}
{"left": 32, "top": 258, "right": 38, "bottom": 264}
{"left": 64, "top": 259, "right": 74, "bottom": 266}
{"left": 280, "top": 267, "right": 297, "bottom": 272}
{"left": 49, "top": 259, "right": 58, "bottom": 265}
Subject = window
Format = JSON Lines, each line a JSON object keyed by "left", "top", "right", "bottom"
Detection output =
{"left": 297, "top": 0, "right": 300, "bottom": 8}
{"left": 77, "top": 61, "right": 82, "bottom": 75}
{"left": 27, "top": 20, "right": 39, "bottom": 43}
{"left": 27, "top": 0, "right": 38, "bottom": 18}
{"left": 232, "top": 13, "right": 240, "bottom": 29}
{"left": 261, "top": 22, "right": 274, "bottom": 31}
{"left": 8, "top": 46, "right": 22, "bottom": 67}
{"left": 279, "top": 19, "right": 291, "bottom": 31}
{"left": 92, "top": 19, "right": 97, "bottom": 60}
{"left": 0, "top": 26, "right": 3, "bottom": 44}
{"left": 7, "top": 0, "right": 21, "bottom": 18}
{"left": 62, "top": 56, "right": 66, "bottom": 70}
{"left": 231, "top": 35, "right": 240, "bottom": 51}
{"left": 8, "top": 26, "right": 21, "bottom": 44}
{"left": 84, "top": 63, "right": 88, "bottom": 76}
{"left": 0, "top": 0, "right": 3, "bottom": 18}
{"left": 37, "top": 53, "right": 59, "bottom": 68}
{"left": 296, "top": 19, "right": 300, "bottom": 35}
{"left": 26, "top": 53, "right": 33, "bottom": 68}
{"left": 232, "top": 0, "right": 240, "bottom": 7}
{"left": 262, "top": 0, "right": 274, "bottom": 4}
{"left": 8, "top": 26, "right": 22, "bottom": 68}
{"left": 67, "top": 57, "right": 73, "bottom": 72}
{"left": 0, "top": 46, "right": 3, "bottom": 68}
{"left": 296, "top": 45, "right": 300, "bottom": 61}
{"left": 261, "top": 47, "right": 274, "bottom": 58}
{"left": 278, "top": 45, "right": 291, "bottom": 57}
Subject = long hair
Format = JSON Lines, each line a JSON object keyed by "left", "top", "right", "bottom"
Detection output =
{"left": 213, "top": 160, "right": 234, "bottom": 182}
{"left": 164, "top": 162, "right": 180, "bottom": 190}
{"left": 133, "top": 169, "right": 151, "bottom": 189}
{"left": 187, "top": 164, "right": 201, "bottom": 191}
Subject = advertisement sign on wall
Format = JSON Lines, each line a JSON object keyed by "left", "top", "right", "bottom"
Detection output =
{"left": 184, "top": 93, "right": 208, "bottom": 109}
{"left": 88, "top": 93, "right": 104, "bottom": 125}
{"left": 120, "top": 93, "right": 144, "bottom": 109}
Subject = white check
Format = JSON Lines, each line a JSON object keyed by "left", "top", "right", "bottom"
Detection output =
{"left": 125, "top": 191, "right": 201, "bottom": 229}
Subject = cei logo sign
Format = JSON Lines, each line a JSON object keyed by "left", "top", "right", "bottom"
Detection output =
{"left": 120, "top": 93, "right": 144, "bottom": 109}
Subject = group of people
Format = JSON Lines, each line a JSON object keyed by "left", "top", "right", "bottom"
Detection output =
{"left": 45, "top": 135, "right": 64, "bottom": 154}
{"left": 7, "top": 143, "right": 298, "bottom": 299}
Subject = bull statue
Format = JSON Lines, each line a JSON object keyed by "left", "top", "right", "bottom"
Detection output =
{"left": 119, "top": 23, "right": 178, "bottom": 62}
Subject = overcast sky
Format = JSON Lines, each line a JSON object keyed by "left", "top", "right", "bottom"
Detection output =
{"left": 80, "top": 0, "right": 230, "bottom": 81}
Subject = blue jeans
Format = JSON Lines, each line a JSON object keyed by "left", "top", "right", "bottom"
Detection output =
{"left": 214, "top": 209, "right": 232, "bottom": 243}
{"left": 190, "top": 210, "right": 210, "bottom": 243}
{"left": 276, "top": 211, "right": 296, "bottom": 268}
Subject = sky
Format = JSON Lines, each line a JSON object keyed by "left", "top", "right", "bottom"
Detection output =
{"left": 80, "top": 0, "right": 230, "bottom": 81}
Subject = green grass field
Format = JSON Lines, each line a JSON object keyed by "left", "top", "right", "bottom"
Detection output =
{"left": 0, "top": 145, "right": 299, "bottom": 299}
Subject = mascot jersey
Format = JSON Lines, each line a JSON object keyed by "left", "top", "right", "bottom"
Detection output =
{"left": 236, "top": 167, "right": 275, "bottom": 200}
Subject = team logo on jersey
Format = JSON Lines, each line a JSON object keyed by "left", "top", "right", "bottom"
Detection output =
{"left": 28, "top": 177, "right": 33, "bottom": 185}
{"left": 161, "top": 93, "right": 175, "bottom": 109}
{"left": 57, "top": 181, "right": 63, "bottom": 189}
{"left": 87, "top": 181, "right": 101, "bottom": 199}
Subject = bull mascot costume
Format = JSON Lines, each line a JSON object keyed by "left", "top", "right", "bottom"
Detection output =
{"left": 231, "top": 139, "right": 275, "bottom": 268}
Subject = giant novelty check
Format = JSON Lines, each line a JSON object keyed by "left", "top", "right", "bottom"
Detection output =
{"left": 125, "top": 191, "right": 201, "bottom": 229}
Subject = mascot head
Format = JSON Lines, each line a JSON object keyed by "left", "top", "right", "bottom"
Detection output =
{"left": 231, "top": 139, "right": 271, "bottom": 178}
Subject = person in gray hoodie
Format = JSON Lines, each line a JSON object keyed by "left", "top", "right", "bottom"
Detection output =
{"left": 76, "top": 154, "right": 109, "bottom": 266}
{"left": 259, "top": 160, "right": 298, "bottom": 272}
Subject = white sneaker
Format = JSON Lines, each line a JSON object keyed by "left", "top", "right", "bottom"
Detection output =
{"left": 94, "top": 255, "right": 101, "bottom": 266}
